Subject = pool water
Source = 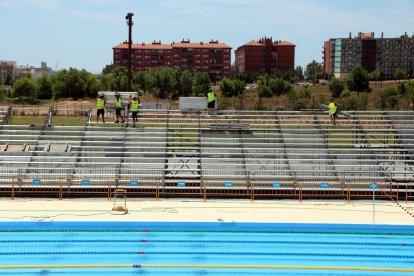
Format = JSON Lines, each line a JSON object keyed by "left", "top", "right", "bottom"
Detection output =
{"left": 0, "top": 222, "right": 413, "bottom": 275}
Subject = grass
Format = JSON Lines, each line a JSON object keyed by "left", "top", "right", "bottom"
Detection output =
{"left": 216, "top": 81, "right": 405, "bottom": 111}
{"left": 12, "top": 116, "right": 87, "bottom": 126}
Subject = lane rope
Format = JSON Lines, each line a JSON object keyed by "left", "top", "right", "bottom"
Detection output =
{"left": 1, "top": 229, "right": 413, "bottom": 236}
{"left": 0, "top": 239, "right": 410, "bottom": 247}
{"left": 0, "top": 251, "right": 412, "bottom": 259}
{"left": 0, "top": 264, "right": 413, "bottom": 273}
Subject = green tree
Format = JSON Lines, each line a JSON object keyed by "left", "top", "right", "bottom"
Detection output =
{"left": 101, "top": 64, "right": 118, "bottom": 74}
{"left": 346, "top": 66, "right": 370, "bottom": 97}
{"left": 269, "top": 78, "right": 292, "bottom": 96}
{"left": 52, "top": 68, "right": 98, "bottom": 100}
{"left": 192, "top": 71, "right": 211, "bottom": 96}
{"left": 369, "top": 70, "right": 381, "bottom": 82}
{"left": 304, "top": 60, "right": 323, "bottom": 83}
{"left": 13, "top": 77, "right": 37, "bottom": 98}
{"left": 295, "top": 66, "right": 304, "bottom": 81}
{"left": 132, "top": 71, "right": 147, "bottom": 92}
{"left": 85, "top": 73, "right": 100, "bottom": 98}
{"left": 36, "top": 74, "right": 53, "bottom": 99}
{"left": 286, "top": 86, "right": 311, "bottom": 110}
{"left": 404, "top": 80, "right": 414, "bottom": 111}
{"left": 153, "top": 67, "right": 177, "bottom": 99}
{"left": 379, "top": 86, "right": 400, "bottom": 110}
{"left": 98, "top": 74, "right": 112, "bottom": 91}
{"left": 111, "top": 66, "right": 128, "bottom": 91}
{"left": 180, "top": 70, "right": 193, "bottom": 97}
{"left": 328, "top": 77, "right": 345, "bottom": 98}
{"left": 256, "top": 75, "right": 272, "bottom": 107}
{"left": 356, "top": 92, "right": 369, "bottom": 110}
{"left": 339, "top": 89, "right": 358, "bottom": 110}
{"left": 220, "top": 77, "right": 246, "bottom": 98}
{"left": 394, "top": 68, "right": 407, "bottom": 82}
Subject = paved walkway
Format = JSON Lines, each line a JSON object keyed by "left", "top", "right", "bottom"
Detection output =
{"left": 0, "top": 198, "right": 413, "bottom": 225}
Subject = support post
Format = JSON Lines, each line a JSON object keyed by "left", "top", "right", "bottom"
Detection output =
{"left": 125, "top": 12, "right": 134, "bottom": 92}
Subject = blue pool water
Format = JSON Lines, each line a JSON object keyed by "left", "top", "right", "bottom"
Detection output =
{"left": 0, "top": 222, "right": 413, "bottom": 275}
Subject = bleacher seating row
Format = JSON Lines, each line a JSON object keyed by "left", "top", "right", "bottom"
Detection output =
{"left": 0, "top": 108, "right": 413, "bottom": 201}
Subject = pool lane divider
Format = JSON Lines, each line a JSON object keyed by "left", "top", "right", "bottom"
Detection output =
{"left": 0, "top": 264, "right": 414, "bottom": 273}
{"left": 0, "top": 239, "right": 411, "bottom": 247}
{"left": 0, "top": 251, "right": 413, "bottom": 259}
{"left": 1, "top": 229, "right": 414, "bottom": 236}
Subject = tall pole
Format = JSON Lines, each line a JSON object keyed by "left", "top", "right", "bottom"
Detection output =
{"left": 126, "top": 12, "right": 134, "bottom": 92}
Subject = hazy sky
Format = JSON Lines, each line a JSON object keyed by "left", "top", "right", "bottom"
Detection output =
{"left": 1, "top": 0, "right": 413, "bottom": 73}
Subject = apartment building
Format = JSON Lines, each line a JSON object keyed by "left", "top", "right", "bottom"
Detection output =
{"left": 323, "top": 32, "right": 414, "bottom": 79}
{"left": 235, "top": 37, "right": 295, "bottom": 74}
{"left": 113, "top": 39, "right": 231, "bottom": 81}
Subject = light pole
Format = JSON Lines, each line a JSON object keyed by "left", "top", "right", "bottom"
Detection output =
{"left": 125, "top": 12, "right": 134, "bottom": 92}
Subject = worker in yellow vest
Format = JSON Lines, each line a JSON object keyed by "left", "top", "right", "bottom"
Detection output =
{"left": 114, "top": 92, "right": 125, "bottom": 124}
{"left": 96, "top": 95, "right": 106, "bottom": 123}
{"left": 130, "top": 96, "right": 139, "bottom": 127}
{"left": 207, "top": 90, "right": 216, "bottom": 115}
{"left": 328, "top": 97, "right": 338, "bottom": 125}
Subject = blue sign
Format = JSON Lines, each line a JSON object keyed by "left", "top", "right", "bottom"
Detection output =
{"left": 130, "top": 180, "right": 139, "bottom": 186}
{"left": 320, "top": 182, "right": 329, "bottom": 189}
{"left": 370, "top": 183, "right": 378, "bottom": 190}
{"left": 224, "top": 182, "right": 233, "bottom": 187}
{"left": 32, "top": 179, "right": 41, "bottom": 185}
{"left": 177, "top": 181, "right": 186, "bottom": 187}
{"left": 272, "top": 182, "right": 281, "bottom": 188}
{"left": 82, "top": 179, "right": 90, "bottom": 186}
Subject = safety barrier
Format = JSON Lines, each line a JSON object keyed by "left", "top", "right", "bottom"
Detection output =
{"left": 2, "top": 176, "right": 402, "bottom": 202}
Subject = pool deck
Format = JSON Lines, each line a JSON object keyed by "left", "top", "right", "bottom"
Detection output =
{"left": 0, "top": 197, "right": 413, "bottom": 225}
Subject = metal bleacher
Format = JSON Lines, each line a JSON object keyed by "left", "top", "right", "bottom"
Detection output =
{"left": 0, "top": 108, "right": 413, "bottom": 202}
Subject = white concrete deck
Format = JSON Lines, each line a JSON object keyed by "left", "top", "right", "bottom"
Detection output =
{"left": 0, "top": 198, "right": 413, "bottom": 225}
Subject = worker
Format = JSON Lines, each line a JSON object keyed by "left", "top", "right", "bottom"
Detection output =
{"left": 328, "top": 97, "right": 338, "bottom": 125}
{"left": 96, "top": 94, "right": 106, "bottom": 123}
{"left": 114, "top": 92, "right": 125, "bottom": 123}
{"left": 207, "top": 90, "right": 216, "bottom": 115}
{"left": 130, "top": 96, "right": 139, "bottom": 127}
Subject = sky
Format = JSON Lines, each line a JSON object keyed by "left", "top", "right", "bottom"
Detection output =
{"left": 1, "top": 0, "right": 414, "bottom": 74}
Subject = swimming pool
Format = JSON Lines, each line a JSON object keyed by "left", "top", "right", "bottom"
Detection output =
{"left": 0, "top": 222, "right": 413, "bottom": 275}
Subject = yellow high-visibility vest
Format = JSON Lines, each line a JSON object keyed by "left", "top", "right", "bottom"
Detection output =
{"left": 97, "top": 98, "right": 105, "bottom": 109}
{"left": 328, "top": 102, "right": 337, "bottom": 115}
{"left": 208, "top": 92, "right": 215, "bottom": 102}
{"left": 116, "top": 98, "right": 122, "bottom": 108}
{"left": 131, "top": 100, "right": 139, "bottom": 112}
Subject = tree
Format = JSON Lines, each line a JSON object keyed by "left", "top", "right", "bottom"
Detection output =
{"left": 304, "top": 60, "right": 323, "bottom": 83}
{"left": 369, "top": 70, "right": 381, "bottom": 82}
{"left": 269, "top": 78, "right": 292, "bottom": 96}
{"left": 192, "top": 71, "right": 211, "bottom": 96}
{"left": 328, "top": 78, "right": 345, "bottom": 98}
{"left": 179, "top": 70, "right": 193, "bottom": 97}
{"left": 98, "top": 73, "right": 112, "bottom": 91}
{"left": 295, "top": 66, "right": 304, "bottom": 81}
{"left": 101, "top": 64, "right": 118, "bottom": 74}
{"left": 36, "top": 74, "right": 53, "bottom": 99}
{"left": 346, "top": 66, "right": 370, "bottom": 97}
{"left": 132, "top": 71, "right": 146, "bottom": 92}
{"left": 286, "top": 86, "right": 311, "bottom": 110}
{"left": 111, "top": 66, "right": 128, "bottom": 91}
{"left": 394, "top": 68, "right": 407, "bottom": 82}
{"left": 377, "top": 86, "right": 400, "bottom": 110}
{"left": 52, "top": 68, "right": 98, "bottom": 100}
{"left": 13, "top": 78, "right": 37, "bottom": 98}
{"left": 404, "top": 80, "right": 414, "bottom": 111}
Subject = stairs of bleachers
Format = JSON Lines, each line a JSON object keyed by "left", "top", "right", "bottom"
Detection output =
{"left": 0, "top": 109, "right": 413, "bottom": 201}
{"left": 0, "top": 107, "right": 11, "bottom": 125}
